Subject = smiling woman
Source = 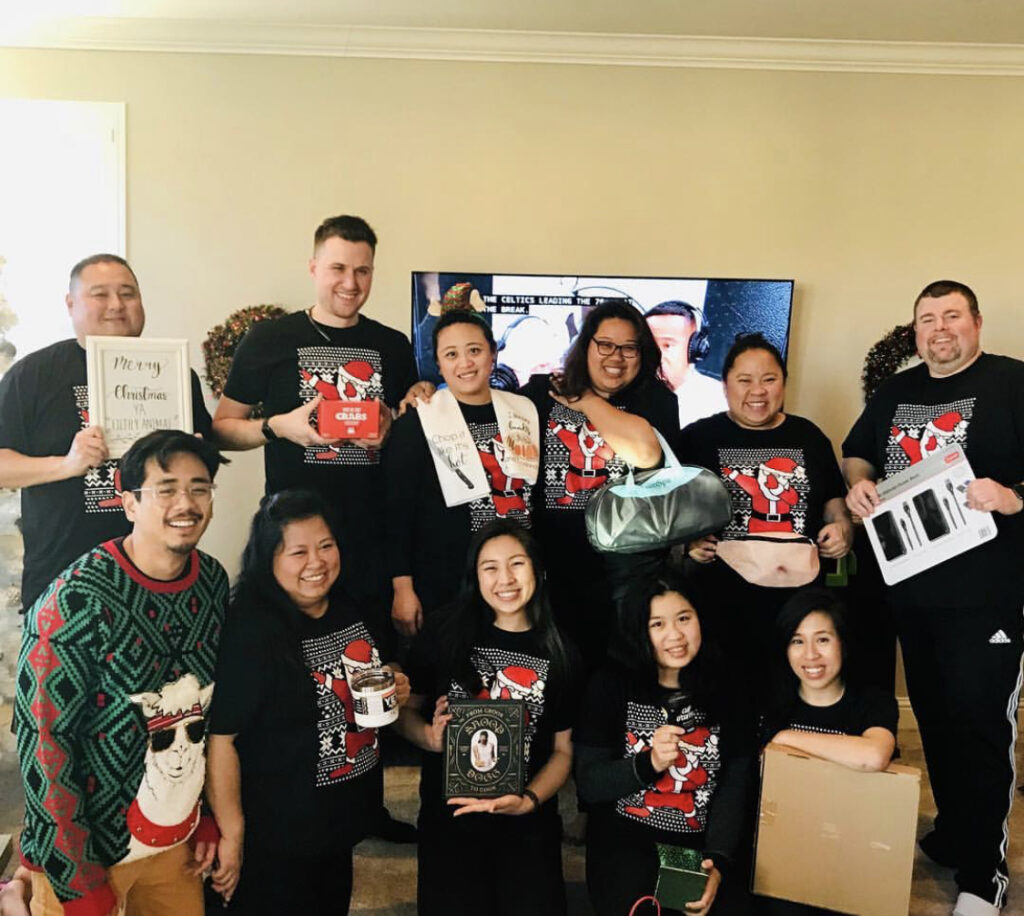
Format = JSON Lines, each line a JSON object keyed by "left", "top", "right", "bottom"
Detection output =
{"left": 394, "top": 519, "right": 580, "bottom": 915}
{"left": 574, "top": 569, "right": 755, "bottom": 915}
{"left": 673, "top": 333, "right": 853, "bottom": 701}
{"left": 205, "top": 489, "right": 410, "bottom": 915}
{"left": 384, "top": 308, "right": 540, "bottom": 637}
{"left": 762, "top": 587, "right": 897, "bottom": 772}
{"left": 518, "top": 301, "right": 679, "bottom": 670}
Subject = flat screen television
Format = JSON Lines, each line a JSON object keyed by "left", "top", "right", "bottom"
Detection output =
{"left": 411, "top": 272, "right": 794, "bottom": 428}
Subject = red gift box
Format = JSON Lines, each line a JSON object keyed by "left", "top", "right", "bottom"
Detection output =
{"left": 317, "top": 400, "right": 380, "bottom": 439}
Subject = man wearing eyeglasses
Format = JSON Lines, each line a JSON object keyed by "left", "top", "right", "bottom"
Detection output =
{"left": 0, "top": 254, "right": 213, "bottom": 613}
{"left": 15, "top": 429, "right": 229, "bottom": 916}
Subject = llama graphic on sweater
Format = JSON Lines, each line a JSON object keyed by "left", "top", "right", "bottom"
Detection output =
{"left": 124, "top": 673, "right": 214, "bottom": 862}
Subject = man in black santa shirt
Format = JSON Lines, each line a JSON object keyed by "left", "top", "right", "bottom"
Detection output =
{"left": 213, "top": 215, "right": 417, "bottom": 633}
{"left": 843, "top": 279, "right": 1024, "bottom": 916}
{"left": 0, "top": 253, "right": 212, "bottom": 612}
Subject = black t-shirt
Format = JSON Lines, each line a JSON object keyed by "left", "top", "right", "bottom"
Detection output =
{"left": 208, "top": 595, "right": 387, "bottom": 854}
{"left": 673, "top": 412, "right": 845, "bottom": 543}
{"left": 384, "top": 399, "right": 533, "bottom": 615}
{"left": 405, "top": 621, "right": 580, "bottom": 831}
{"left": 519, "top": 374, "right": 679, "bottom": 528}
{"left": 223, "top": 310, "right": 417, "bottom": 540}
{"left": 671, "top": 412, "right": 846, "bottom": 648}
{"left": 842, "top": 354, "right": 1024, "bottom": 606}
{"left": 762, "top": 686, "right": 898, "bottom": 744}
{"left": 517, "top": 375, "right": 679, "bottom": 635}
{"left": 575, "top": 665, "right": 754, "bottom": 862}
{"left": 0, "top": 338, "right": 213, "bottom": 610}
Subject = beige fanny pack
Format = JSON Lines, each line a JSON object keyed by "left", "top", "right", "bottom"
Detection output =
{"left": 716, "top": 532, "right": 820, "bottom": 588}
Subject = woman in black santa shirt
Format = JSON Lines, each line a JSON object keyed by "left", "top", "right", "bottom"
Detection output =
{"left": 385, "top": 308, "right": 540, "bottom": 638}
{"left": 518, "top": 301, "right": 679, "bottom": 669}
{"left": 396, "top": 520, "right": 581, "bottom": 915}
{"left": 575, "top": 569, "right": 755, "bottom": 916}
{"left": 205, "top": 490, "right": 410, "bottom": 914}
{"left": 674, "top": 333, "right": 852, "bottom": 698}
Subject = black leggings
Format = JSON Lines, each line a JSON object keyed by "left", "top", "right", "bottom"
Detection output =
{"left": 223, "top": 845, "right": 354, "bottom": 915}
{"left": 417, "top": 810, "right": 566, "bottom": 916}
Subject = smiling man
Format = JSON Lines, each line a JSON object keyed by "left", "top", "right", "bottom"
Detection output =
{"left": 843, "top": 280, "right": 1024, "bottom": 916}
{"left": 212, "top": 216, "right": 417, "bottom": 629}
{"left": 15, "top": 429, "right": 229, "bottom": 916}
{"left": 0, "top": 254, "right": 213, "bottom": 612}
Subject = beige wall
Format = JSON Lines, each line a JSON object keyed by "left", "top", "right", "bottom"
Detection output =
{"left": 2, "top": 47, "right": 1023, "bottom": 578}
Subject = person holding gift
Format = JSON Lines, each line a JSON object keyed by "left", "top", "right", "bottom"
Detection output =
{"left": 575, "top": 569, "right": 755, "bottom": 916}
{"left": 205, "top": 489, "right": 409, "bottom": 914}
{"left": 395, "top": 520, "right": 580, "bottom": 915}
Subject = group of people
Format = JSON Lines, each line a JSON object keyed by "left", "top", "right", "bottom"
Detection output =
{"left": 0, "top": 213, "right": 1020, "bottom": 916}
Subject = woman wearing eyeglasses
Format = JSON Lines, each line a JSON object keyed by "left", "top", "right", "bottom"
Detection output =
{"left": 205, "top": 489, "right": 410, "bottom": 914}
{"left": 519, "top": 301, "right": 679, "bottom": 669}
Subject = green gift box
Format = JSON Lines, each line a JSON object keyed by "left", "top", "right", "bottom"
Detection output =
{"left": 654, "top": 844, "right": 708, "bottom": 909}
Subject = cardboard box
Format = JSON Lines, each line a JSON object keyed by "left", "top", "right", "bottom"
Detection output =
{"left": 753, "top": 744, "right": 920, "bottom": 916}
{"left": 864, "top": 444, "right": 996, "bottom": 585}
{"left": 317, "top": 399, "right": 380, "bottom": 439}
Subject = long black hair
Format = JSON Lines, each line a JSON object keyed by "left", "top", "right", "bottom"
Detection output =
{"left": 230, "top": 489, "right": 342, "bottom": 675}
{"left": 614, "top": 568, "right": 725, "bottom": 717}
{"left": 768, "top": 586, "right": 849, "bottom": 719}
{"left": 434, "top": 519, "right": 571, "bottom": 695}
{"left": 558, "top": 300, "right": 660, "bottom": 400}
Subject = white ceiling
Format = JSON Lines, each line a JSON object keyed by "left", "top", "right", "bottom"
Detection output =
{"left": 8, "top": 0, "right": 1024, "bottom": 45}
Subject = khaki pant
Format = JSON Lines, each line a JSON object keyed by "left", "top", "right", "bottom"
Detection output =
{"left": 30, "top": 843, "right": 203, "bottom": 916}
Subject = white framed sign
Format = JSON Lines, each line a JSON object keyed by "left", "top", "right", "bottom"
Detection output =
{"left": 85, "top": 336, "right": 193, "bottom": 459}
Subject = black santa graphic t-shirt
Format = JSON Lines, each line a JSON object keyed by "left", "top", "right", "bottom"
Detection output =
{"left": 672, "top": 413, "right": 845, "bottom": 636}
{"left": 575, "top": 666, "right": 753, "bottom": 856}
{"left": 673, "top": 412, "right": 845, "bottom": 544}
{"left": 843, "top": 355, "right": 1024, "bottom": 607}
{"left": 209, "top": 597, "right": 386, "bottom": 854}
{"left": 406, "top": 623, "right": 579, "bottom": 831}
{"left": 384, "top": 400, "right": 533, "bottom": 616}
{"left": 223, "top": 310, "right": 417, "bottom": 549}
{"left": 0, "top": 338, "right": 213, "bottom": 610}
{"left": 519, "top": 374, "right": 679, "bottom": 521}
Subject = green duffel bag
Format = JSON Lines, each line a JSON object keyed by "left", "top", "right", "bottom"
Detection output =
{"left": 585, "top": 431, "right": 732, "bottom": 555}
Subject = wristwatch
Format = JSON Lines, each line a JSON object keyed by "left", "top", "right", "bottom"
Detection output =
{"left": 261, "top": 417, "right": 279, "bottom": 442}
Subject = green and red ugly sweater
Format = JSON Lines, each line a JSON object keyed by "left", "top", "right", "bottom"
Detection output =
{"left": 15, "top": 539, "right": 228, "bottom": 916}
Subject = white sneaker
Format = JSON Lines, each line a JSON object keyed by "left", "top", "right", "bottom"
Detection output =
{"left": 953, "top": 892, "right": 1000, "bottom": 916}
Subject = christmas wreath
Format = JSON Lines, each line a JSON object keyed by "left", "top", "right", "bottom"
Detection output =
{"left": 203, "top": 305, "right": 287, "bottom": 400}
{"left": 862, "top": 323, "right": 917, "bottom": 401}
